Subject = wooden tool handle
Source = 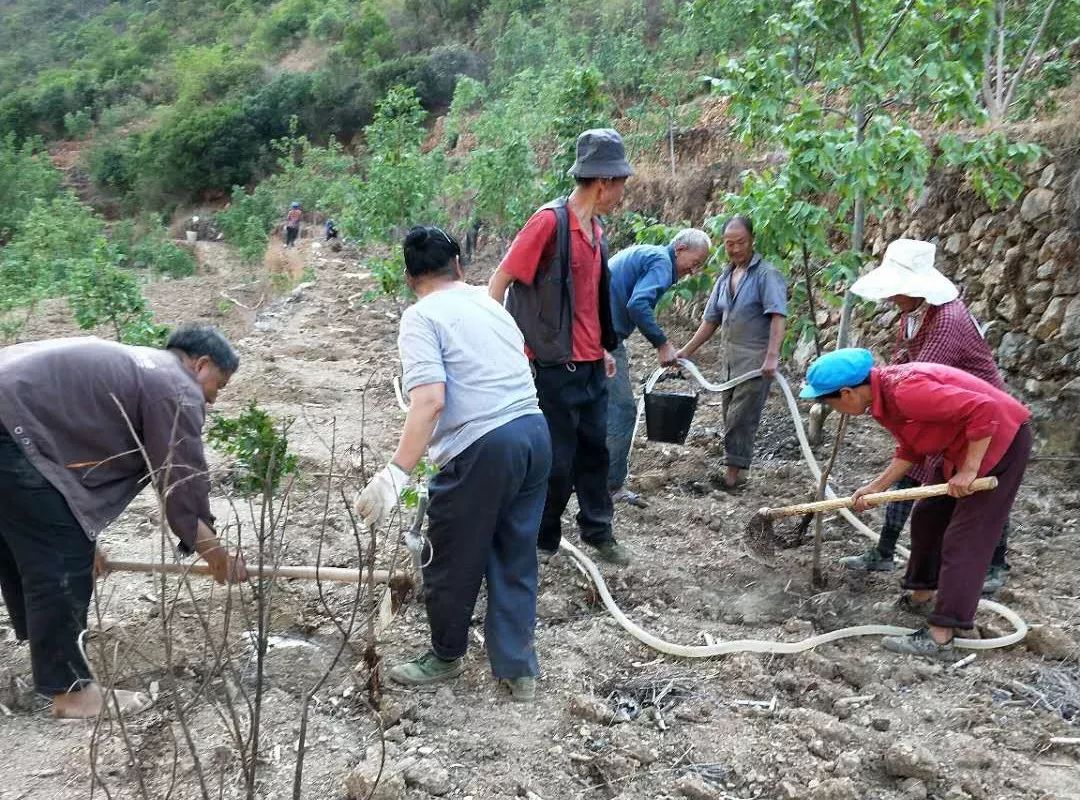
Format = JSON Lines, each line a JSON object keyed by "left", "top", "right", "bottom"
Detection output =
{"left": 105, "top": 560, "right": 391, "bottom": 585}
{"left": 759, "top": 476, "right": 999, "bottom": 520}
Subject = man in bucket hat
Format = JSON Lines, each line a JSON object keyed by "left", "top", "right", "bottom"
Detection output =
{"left": 800, "top": 348, "right": 1031, "bottom": 661}
{"left": 838, "top": 239, "right": 1011, "bottom": 594}
{"left": 489, "top": 129, "right": 632, "bottom": 566}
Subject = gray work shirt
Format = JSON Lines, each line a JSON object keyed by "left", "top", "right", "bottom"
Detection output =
{"left": 398, "top": 285, "right": 542, "bottom": 467}
{"left": 0, "top": 337, "right": 214, "bottom": 551}
{"left": 703, "top": 253, "right": 788, "bottom": 379}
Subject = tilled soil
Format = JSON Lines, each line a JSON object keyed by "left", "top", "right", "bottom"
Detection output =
{"left": 2, "top": 238, "right": 1079, "bottom": 800}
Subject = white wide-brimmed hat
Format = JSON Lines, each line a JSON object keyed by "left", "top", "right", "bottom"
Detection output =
{"left": 849, "top": 239, "right": 958, "bottom": 306}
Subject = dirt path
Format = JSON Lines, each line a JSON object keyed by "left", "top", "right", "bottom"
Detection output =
{"left": 2, "top": 236, "right": 1080, "bottom": 800}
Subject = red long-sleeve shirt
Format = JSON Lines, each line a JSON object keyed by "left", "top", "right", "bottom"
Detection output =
{"left": 870, "top": 364, "right": 1030, "bottom": 479}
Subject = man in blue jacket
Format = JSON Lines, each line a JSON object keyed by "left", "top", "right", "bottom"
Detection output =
{"left": 606, "top": 228, "right": 711, "bottom": 506}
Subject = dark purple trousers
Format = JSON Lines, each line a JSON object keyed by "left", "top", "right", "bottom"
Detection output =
{"left": 903, "top": 424, "right": 1032, "bottom": 629}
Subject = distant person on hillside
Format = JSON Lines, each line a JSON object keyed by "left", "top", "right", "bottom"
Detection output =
{"left": 0, "top": 325, "right": 246, "bottom": 719}
{"left": 355, "top": 226, "right": 551, "bottom": 702}
{"left": 325, "top": 219, "right": 338, "bottom": 241}
{"left": 283, "top": 202, "right": 302, "bottom": 247}
{"left": 838, "top": 238, "right": 1012, "bottom": 594}
{"left": 605, "top": 228, "right": 712, "bottom": 508}
{"left": 488, "top": 128, "right": 633, "bottom": 567}
{"left": 676, "top": 215, "right": 787, "bottom": 491}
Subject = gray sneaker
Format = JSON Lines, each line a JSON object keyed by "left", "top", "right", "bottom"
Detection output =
{"left": 982, "top": 564, "right": 1008, "bottom": 596}
{"left": 838, "top": 548, "right": 896, "bottom": 572}
{"left": 882, "top": 627, "right": 960, "bottom": 662}
{"left": 499, "top": 676, "right": 536, "bottom": 703}
{"left": 611, "top": 488, "right": 649, "bottom": 508}
{"left": 387, "top": 651, "right": 464, "bottom": 686}
{"left": 589, "top": 539, "right": 631, "bottom": 566}
{"left": 872, "top": 593, "right": 934, "bottom": 618}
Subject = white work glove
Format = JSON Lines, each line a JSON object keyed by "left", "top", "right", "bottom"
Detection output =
{"left": 355, "top": 462, "right": 411, "bottom": 530}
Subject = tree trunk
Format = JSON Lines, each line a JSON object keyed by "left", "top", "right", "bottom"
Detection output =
{"left": 836, "top": 103, "right": 866, "bottom": 349}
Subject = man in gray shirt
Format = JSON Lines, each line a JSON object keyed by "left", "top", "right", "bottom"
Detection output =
{"left": 0, "top": 325, "right": 246, "bottom": 719}
{"left": 677, "top": 216, "right": 787, "bottom": 490}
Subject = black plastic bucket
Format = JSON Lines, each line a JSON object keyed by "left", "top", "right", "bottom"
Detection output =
{"left": 644, "top": 390, "right": 698, "bottom": 444}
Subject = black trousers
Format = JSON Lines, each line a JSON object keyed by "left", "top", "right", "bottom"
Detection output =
{"left": 0, "top": 428, "right": 95, "bottom": 694}
{"left": 534, "top": 360, "right": 614, "bottom": 551}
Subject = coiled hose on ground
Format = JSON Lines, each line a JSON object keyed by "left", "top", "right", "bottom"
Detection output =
{"left": 556, "top": 360, "right": 1028, "bottom": 656}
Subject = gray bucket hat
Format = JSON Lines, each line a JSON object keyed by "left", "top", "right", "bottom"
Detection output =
{"left": 567, "top": 128, "right": 633, "bottom": 179}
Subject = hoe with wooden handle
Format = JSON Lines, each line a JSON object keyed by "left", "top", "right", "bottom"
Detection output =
{"left": 744, "top": 476, "right": 999, "bottom": 563}
{"left": 104, "top": 560, "right": 393, "bottom": 585}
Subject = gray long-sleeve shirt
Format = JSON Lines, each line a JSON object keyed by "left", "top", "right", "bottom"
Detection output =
{"left": 0, "top": 337, "right": 214, "bottom": 551}
{"left": 703, "top": 253, "right": 788, "bottom": 379}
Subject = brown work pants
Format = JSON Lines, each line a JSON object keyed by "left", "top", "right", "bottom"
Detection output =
{"left": 903, "top": 424, "right": 1032, "bottom": 629}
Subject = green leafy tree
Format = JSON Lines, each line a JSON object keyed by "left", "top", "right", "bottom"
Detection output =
{"left": 344, "top": 86, "right": 444, "bottom": 242}
{"left": 66, "top": 239, "right": 166, "bottom": 345}
{"left": 706, "top": 0, "right": 1051, "bottom": 347}
{"left": 0, "top": 134, "right": 63, "bottom": 244}
{"left": 217, "top": 184, "right": 280, "bottom": 263}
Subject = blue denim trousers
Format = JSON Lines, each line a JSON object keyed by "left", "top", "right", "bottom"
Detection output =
{"left": 423, "top": 414, "right": 552, "bottom": 678}
{"left": 605, "top": 342, "right": 637, "bottom": 492}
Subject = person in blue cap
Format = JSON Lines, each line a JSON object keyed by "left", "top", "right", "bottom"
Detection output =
{"left": 801, "top": 348, "right": 1032, "bottom": 661}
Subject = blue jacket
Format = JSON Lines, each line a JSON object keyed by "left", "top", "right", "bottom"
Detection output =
{"left": 608, "top": 244, "right": 677, "bottom": 347}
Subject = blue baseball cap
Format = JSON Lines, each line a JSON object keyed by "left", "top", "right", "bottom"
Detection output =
{"left": 799, "top": 348, "right": 875, "bottom": 399}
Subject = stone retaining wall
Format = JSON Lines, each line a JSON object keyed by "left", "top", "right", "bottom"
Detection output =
{"left": 855, "top": 146, "right": 1080, "bottom": 453}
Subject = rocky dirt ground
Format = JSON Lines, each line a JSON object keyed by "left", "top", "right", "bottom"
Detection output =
{"left": 2, "top": 234, "right": 1080, "bottom": 800}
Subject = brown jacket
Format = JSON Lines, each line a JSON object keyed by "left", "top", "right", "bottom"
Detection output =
{"left": 0, "top": 337, "right": 214, "bottom": 551}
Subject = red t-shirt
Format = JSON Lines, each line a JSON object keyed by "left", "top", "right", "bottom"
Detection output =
{"left": 870, "top": 364, "right": 1030, "bottom": 478}
{"left": 498, "top": 207, "right": 604, "bottom": 362}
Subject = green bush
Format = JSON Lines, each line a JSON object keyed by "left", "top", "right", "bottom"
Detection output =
{"left": 339, "top": 1, "right": 396, "bottom": 64}
{"left": 206, "top": 400, "right": 299, "bottom": 496}
{"left": 132, "top": 235, "right": 197, "bottom": 278}
{"left": 66, "top": 239, "right": 165, "bottom": 344}
{"left": 173, "top": 46, "right": 264, "bottom": 105}
{"left": 135, "top": 102, "right": 259, "bottom": 200}
{"left": 255, "top": 0, "right": 317, "bottom": 51}
{"left": 63, "top": 107, "right": 93, "bottom": 139}
{"left": 364, "top": 251, "right": 410, "bottom": 300}
{"left": 217, "top": 184, "right": 280, "bottom": 263}
{"left": 88, "top": 138, "right": 139, "bottom": 198}
{"left": 0, "top": 134, "right": 64, "bottom": 244}
{"left": 416, "top": 45, "right": 488, "bottom": 108}
{"left": 345, "top": 86, "right": 444, "bottom": 243}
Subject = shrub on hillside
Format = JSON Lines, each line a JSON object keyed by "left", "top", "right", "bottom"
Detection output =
{"left": 88, "top": 138, "right": 139, "bottom": 198}
{"left": 217, "top": 184, "right": 280, "bottom": 263}
{"left": 67, "top": 239, "right": 166, "bottom": 345}
{"left": 135, "top": 102, "right": 260, "bottom": 200}
{"left": 0, "top": 134, "right": 63, "bottom": 244}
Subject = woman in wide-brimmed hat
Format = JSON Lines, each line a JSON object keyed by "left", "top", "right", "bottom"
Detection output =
{"left": 838, "top": 239, "right": 1012, "bottom": 594}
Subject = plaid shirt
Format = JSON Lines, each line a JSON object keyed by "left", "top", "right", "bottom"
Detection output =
{"left": 891, "top": 298, "right": 1004, "bottom": 482}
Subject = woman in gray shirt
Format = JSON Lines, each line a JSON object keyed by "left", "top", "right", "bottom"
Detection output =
{"left": 355, "top": 226, "right": 552, "bottom": 702}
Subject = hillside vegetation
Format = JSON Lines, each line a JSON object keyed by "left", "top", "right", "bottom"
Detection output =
{"left": 1, "top": 0, "right": 1079, "bottom": 347}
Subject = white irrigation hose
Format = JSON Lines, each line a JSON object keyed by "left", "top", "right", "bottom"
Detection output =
{"left": 560, "top": 538, "right": 1026, "bottom": 654}
{"left": 559, "top": 359, "right": 1027, "bottom": 655}
{"left": 395, "top": 363, "right": 1027, "bottom": 655}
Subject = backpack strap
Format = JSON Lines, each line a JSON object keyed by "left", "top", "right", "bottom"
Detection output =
{"left": 540, "top": 197, "right": 572, "bottom": 320}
